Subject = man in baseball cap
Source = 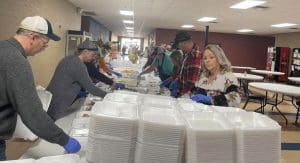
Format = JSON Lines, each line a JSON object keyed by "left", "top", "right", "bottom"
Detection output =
{"left": 19, "top": 15, "right": 61, "bottom": 41}
{"left": 168, "top": 31, "right": 202, "bottom": 97}
{"left": 0, "top": 16, "right": 80, "bottom": 160}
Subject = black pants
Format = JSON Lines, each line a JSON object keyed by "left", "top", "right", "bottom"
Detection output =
{"left": 0, "top": 140, "right": 6, "bottom": 161}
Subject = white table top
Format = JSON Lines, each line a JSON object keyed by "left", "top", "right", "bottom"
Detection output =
{"left": 232, "top": 66, "right": 256, "bottom": 70}
{"left": 288, "top": 77, "right": 300, "bottom": 83}
{"left": 234, "top": 73, "right": 264, "bottom": 80}
{"left": 249, "top": 82, "right": 300, "bottom": 97}
{"left": 250, "top": 69, "right": 285, "bottom": 76}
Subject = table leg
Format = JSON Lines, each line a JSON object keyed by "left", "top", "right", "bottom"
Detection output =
{"left": 273, "top": 93, "right": 288, "bottom": 125}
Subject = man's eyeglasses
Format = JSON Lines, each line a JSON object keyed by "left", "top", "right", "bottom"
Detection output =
{"left": 37, "top": 34, "right": 49, "bottom": 47}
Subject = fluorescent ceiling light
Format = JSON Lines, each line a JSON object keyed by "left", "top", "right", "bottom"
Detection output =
{"left": 126, "top": 27, "right": 134, "bottom": 30}
{"left": 198, "top": 17, "right": 217, "bottom": 22}
{"left": 123, "top": 20, "right": 134, "bottom": 24}
{"left": 181, "top": 25, "right": 194, "bottom": 28}
{"left": 237, "top": 29, "right": 254, "bottom": 32}
{"left": 120, "top": 10, "right": 134, "bottom": 16}
{"left": 271, "top": 23, "right": 297, "bottom": 28}
{"left": 230, "top": 0, "right": 266, "bottom": 9}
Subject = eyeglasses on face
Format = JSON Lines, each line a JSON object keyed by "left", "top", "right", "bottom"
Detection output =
{"left": 36, "top": 34, "right": 49, "bottom": 48}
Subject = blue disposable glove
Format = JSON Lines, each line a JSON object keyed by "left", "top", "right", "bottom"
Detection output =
{"left": 160, "top": 79, "right": 171, "bottom": 88}
{"left": 115, "top": 82, "right": 125, "bottom": 89}
{"left": 114, "top": 72, "right": 122, "bottom": 78}
{"left": 169, "top": 80, "right": 178, "bottom": 97}
{"left": 191, "top": 94, "right": 212, "bottom": 105}
{"left": 64, "top": 137, "right": 81, "bottom": 153}
{"left": 108, "top": 63, "right": 114, "bottom": 70}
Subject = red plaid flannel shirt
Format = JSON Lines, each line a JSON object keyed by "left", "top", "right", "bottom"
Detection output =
{"left": 178, "top": 44, "right": 202, "bottom": 96}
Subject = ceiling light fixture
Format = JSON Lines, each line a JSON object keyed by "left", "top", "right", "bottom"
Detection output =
{"left": 230, "top": 0, "right": 266, "bottom": 9}
{"left": 126, "top": 27, "right": 134, "bottom": 30}
{"left": 237, "top": 29, "right": 254, "bottom": 33}
{"left": 181, "top": 25, "right": 194, "bottom": 28}
{"left": 120, "top": 10, "right": 134, "bottom": 16}
{"left": 271, "top": 23, "right": 297, "bottom": 28}
{"left": 198, "top": 17, "right": 217, "bottom": 22}
{"left": 123, "top": 20, "right": 134, "bottom": 24}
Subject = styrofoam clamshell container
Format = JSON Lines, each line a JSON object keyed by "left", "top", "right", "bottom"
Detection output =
{"left": 183, "top": 112, "right": 235, "bottom": 163}
{"left": 103, "top": 92, "right": 140, "bottom": 104}
{"left": 70, "top": 128, "right": 89, "bottom": 137}
{"left": 13, "top": 89, "right": 53, "bottom": 141}
{"left": 1, "top": 159, "right": 35, "bottom": 163}
{"left": 210, "top": 105, "right": 245, "bottom": 112}
{"left": 89, "top": 101, "right": 138, "bottom": 139}
{"left": 35, "top": 154, "right": 81, "bottom": 163}
{"left": 114, "top": 90, "right": 140, "bottom": 95}
{"left": 224, "top": 112, "right": 281, "bottom": 163}
{"left": 141, "top": 94, "right": 175, "bottom": 108}
{"left": 178, "top": 100, "right": 212, "bottom": 113}
{"left": 71, "top": 117, "right": 90, "bottom": 129}
{"left": 40, "top": 154, "right": 81, "bottom": 163}
{"left": 138, "top": 105, "right": 185, "bottom": 146}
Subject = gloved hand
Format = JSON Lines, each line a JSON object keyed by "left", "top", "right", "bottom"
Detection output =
{"left": 108, "top": 63, "right": 114, "bottom": 70}
{"left": 160, "top": 79, "right": 171, "bottom": 88}
{"left": 63, "top": 137, "right": 81, "bottom": 153}
{"left": 191, "top": 94, "right": 212, "bottom": 105}
{"left": 114, "top": 72, "right": 122, "bottom": 78}
{"left": 169, "top": 80, "right": 178, "bottom": 97}
{"left": 115, "top": 82, "right": 125, "bottom": 89}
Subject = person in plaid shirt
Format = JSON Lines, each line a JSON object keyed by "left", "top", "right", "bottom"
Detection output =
{"left": 170, "top": 31, "right": 202, "bottom": 97}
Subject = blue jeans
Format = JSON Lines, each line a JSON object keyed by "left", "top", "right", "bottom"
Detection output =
{"left": 0, "top": 140, "right": 6, "bottom": 161}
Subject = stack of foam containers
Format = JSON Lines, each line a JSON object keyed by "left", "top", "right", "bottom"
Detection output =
{"left": 135, "top": 105, "right": 185, "bottom": 163}
{"left": 86, "top": 100, "right": 139, "bottom": 163}
{"left": 224, "top": 112, "right": 281, "bottom": 163}
{"left": 69, "top": 94, "right": 99, "bottom": 155}
{"left": 183, "top": 112, "right": 235, "bottom": 163}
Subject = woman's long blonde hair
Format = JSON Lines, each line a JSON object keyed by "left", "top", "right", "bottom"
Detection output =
{"left": 201, "top": 44, "right": 232, "bottom": 76}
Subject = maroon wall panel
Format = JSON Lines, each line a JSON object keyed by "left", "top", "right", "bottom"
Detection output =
{"left": 155, "top": 28, "right": 275, "bottom": 70}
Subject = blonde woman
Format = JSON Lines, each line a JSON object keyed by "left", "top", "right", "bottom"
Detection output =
{"left": 191, "top": 44, "right": 241, "bottom": 107}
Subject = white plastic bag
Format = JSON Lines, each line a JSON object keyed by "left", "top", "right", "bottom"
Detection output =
{"left": 12, "top": 86, "right": 52, "bottom": 141}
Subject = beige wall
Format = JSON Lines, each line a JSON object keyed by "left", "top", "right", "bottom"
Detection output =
{"left": 0, "top": 0, "right": 81, "bottom": 87}
{"left": 275, "top": 32, "right": 300, "bottom": 49}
